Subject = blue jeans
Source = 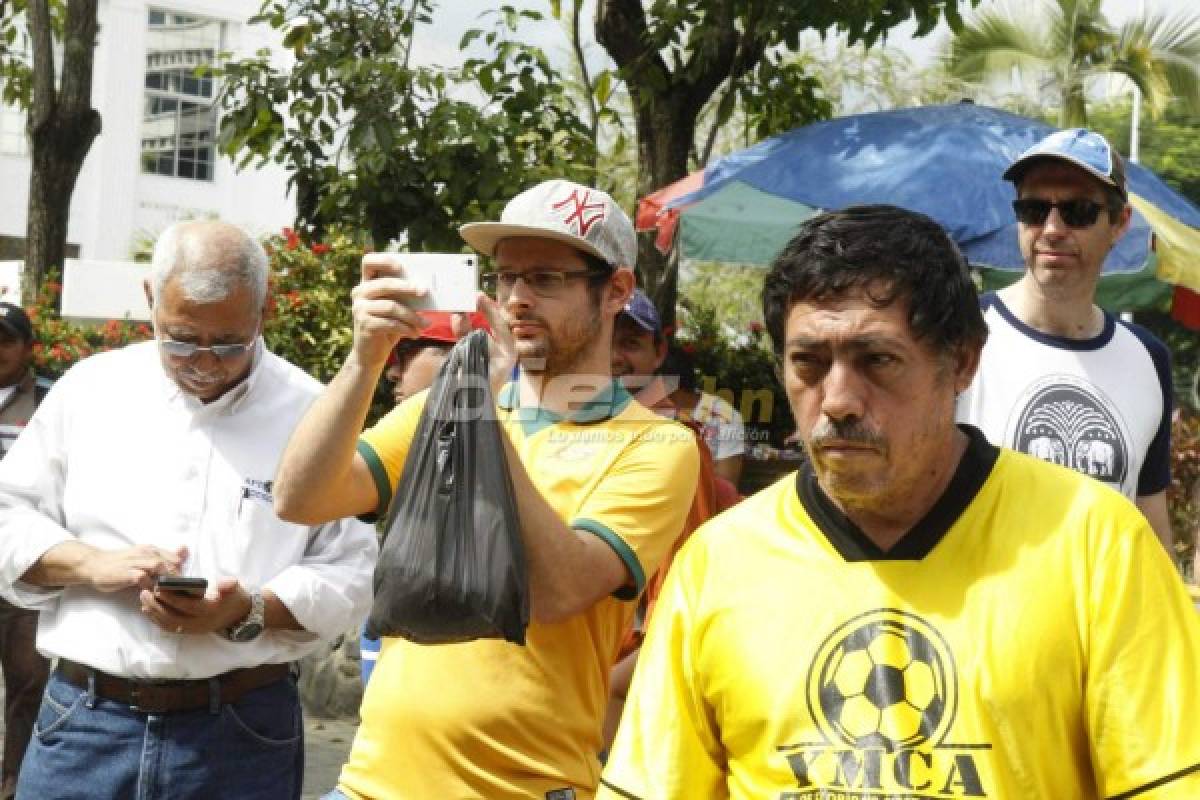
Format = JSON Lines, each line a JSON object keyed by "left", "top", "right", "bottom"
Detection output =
{"left": 17, "top": 670, "right": 303, "bottom": 800}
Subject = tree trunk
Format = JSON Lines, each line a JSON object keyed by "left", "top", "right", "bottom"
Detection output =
{"left": 1059, "top": 82, "right": 1088, "bottom": 128}
{"left": 23, "top": 0, "right": 101, "bottom": 300}
{"left": 632, "top": 101, "right": 695, "bottom": 332}
{"left": 595, "top": 0, "right": 761, "bottom": 329}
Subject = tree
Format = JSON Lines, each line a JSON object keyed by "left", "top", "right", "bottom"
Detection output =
{"left": 0, "top": 0, "right": 101, "bottom": 298}
{"left": 591, "top": 0, "right": 976, "bottom": 327}
{"left": 217, "top": 1, "right": 595, "bottom": 252}
{"left": 946, "top": 0, "right": 1200, "bottom": 128}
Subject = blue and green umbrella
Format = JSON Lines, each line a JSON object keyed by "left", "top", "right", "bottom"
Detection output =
{"left": 637, "top": 102, "right": 1200, "bottom": 324}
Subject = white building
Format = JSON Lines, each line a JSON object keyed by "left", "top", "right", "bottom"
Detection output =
{"left": 0, "top": 1, "right": 295, "bottom": 263}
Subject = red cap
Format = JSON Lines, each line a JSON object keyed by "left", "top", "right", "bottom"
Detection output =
{"left": 414, "top": 311, "right": 489, "bottom": 344}
{"left": 387, "top": 312, "right": 490, "bottom": 367}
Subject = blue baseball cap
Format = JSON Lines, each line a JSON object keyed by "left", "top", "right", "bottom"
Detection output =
{"left": 620, "top": 289, "right": 662, "bottom": 336}
{"left": 1003, "top": 128, "right": 1127, "bottom": 198}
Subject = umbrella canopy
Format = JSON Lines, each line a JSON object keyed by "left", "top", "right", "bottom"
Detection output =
{"left": 641, "top": 103, "right": 1200, "bottom": 289}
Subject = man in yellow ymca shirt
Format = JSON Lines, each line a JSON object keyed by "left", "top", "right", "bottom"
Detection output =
{"left": 599, "top": 205, "right": 1200, "bottom": 800}
{"left": 274, "top": 178, "right": 698, "bottom": 799}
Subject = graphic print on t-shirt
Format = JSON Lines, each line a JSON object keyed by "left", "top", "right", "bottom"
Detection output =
{"left": 1004, "top": 375, "right": 1129, "bottom": 489}
{"left": 780, "top": 609, "right": 991, "bottom": 798}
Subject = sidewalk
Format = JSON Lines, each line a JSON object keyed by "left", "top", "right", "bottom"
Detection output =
{"left": 303, "top": 714, "right": 358, "bottom": 799}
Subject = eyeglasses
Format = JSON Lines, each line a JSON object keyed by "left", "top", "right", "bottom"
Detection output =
{"left": 480, "top": 269, "right": 609, "bottom": 299}
{"left": 158, "top": 337, "right": 254, "bottom": 360}
{"left": 1012, "top": 198, "right": 1106, "bottom": 228}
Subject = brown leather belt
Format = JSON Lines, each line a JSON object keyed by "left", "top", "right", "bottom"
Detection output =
{"left": 56, "top": 658, "right": 290, "bottom": 714}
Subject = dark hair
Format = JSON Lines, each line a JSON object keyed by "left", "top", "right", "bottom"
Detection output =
{"left": 762, "top": 205, "right": 987, "bottom": 360}
{"left": 660, "top": 343, "right": 699, "bottom": 391}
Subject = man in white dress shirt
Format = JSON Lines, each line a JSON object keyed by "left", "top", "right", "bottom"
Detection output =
{"left": 0, "top": 221, "right": 377, "bottom": 800}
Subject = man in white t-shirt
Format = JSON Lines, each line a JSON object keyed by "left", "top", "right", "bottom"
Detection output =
{"left": 957, "top": 129, "right": 1174, "bottom": 557}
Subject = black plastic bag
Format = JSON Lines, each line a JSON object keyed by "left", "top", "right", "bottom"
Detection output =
{"left": 365, "top": 329, "right": 529, "bottom": 645}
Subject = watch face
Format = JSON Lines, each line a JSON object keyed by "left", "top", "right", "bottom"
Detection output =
{"left": 231, "top": 621, "right": 264, "bottom": 642}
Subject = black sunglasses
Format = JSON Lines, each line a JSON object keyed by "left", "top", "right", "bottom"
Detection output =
{"left": 1012, "top": 198, "right": 1106, "bottom": 228}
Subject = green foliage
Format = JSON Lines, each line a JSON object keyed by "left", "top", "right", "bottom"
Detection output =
{"left": 26, "top": 274, "right": 152, "bottom": 379}
{"left": 594, "top": 0, "right": 977, "bottom": 317}
{"left": 0, "top": 0, "right": 64, "bottom": 108}
{"left": 946, "top": 0, "right": 1200, "bottom": 127}
{"left": 1169, "top": 409, "right": 1200, "bottom": 561}
{"left": 698, "top": 51, "right": 834, "bottom": 162}
{"left": 216, "top": 1, "right": 595, "bottom": 250}
{"left": 674, "top": 302, "right": 794, "bottom": 447}
{"left": 1088, "top": 102, "right": 1200, "bottom": 204}
{"left": 260, "top": 226, "right": 359, "bottom": 386}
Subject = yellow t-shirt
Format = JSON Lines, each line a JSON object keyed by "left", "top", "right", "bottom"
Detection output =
{"left": 600, "top": 427, "right": 1200, "bottom": 800}
{"left": 342, "top": 380, "right": 699, "bottom": 800}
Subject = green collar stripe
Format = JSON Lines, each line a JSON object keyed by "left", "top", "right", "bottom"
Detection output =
{"left": 498, "top": 380, "right": 634, "bottom": 438}
{"left": 356, "top": 439, "right": 392, "bottom": 519}
{"left": 574, "top": 518, "right": 644, "bottom": 600}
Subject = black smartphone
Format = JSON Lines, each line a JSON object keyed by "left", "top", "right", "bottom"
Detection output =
{"left": 155, "top": 575, "right": 208, "bottom": 598}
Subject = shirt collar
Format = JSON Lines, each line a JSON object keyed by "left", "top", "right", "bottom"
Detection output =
{"left": 497, "top": 378, "right": 633, "bottom": 428}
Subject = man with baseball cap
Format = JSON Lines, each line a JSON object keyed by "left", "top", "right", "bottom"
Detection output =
{"left": 957, "top": 128, "right": 1176, "bottom": 558}
{"left": 275, "top": 178, "right": 699, "bottom": 799}
{"left": 0, "top": 302, "right": 51, "bottom": 798}
{"left": 382, "top": 310, "right": 489, "bottom": 406}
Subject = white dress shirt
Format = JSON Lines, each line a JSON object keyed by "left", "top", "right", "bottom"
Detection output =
{"left": 0, "top": 340, "right": 378, "bottom": 679}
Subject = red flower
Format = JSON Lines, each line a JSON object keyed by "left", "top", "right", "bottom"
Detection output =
{"left": 135, "top": 324, "right": 152, "bottom": 338}
{"left": 45, "top": 281, "right": 62, "bottom": 294}
{"left": 284, "top": 236, "right": 298, "bottom": 252}
{"left": 311, "top": 243, "right": 330, "bottom": 255}
{"left": 282, "top": 227, "right": 294, "bottom": 238}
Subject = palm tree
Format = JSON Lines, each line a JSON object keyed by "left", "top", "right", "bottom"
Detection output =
{"left": 946, "top": 0, "right": 1200, "bottom": 127}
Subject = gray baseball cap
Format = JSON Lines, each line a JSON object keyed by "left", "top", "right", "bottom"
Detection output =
{"left": 460, "top": 179, "right": 637, "bottom": 269}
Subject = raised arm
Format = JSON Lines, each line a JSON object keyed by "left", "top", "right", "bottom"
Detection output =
{"left": 274, "top": 254, "right": 428, "bottom": 524}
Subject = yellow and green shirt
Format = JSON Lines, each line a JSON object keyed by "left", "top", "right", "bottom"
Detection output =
{"left": 600, "top": 426, "right": 1200, "bottom": 800}
{"left": 342, "top": 380, "right": 699, "bottom": 800}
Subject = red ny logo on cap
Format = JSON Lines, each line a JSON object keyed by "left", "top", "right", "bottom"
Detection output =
{"left": 551, "top": 189, "right": 606, "bottom": 237}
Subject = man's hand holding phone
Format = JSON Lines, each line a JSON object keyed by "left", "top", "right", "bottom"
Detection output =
{"left": 141, "top": 576, "right": 254, "bottom": 636}
{"left": 351, "top": 253, "right": 479, "bottom": 368}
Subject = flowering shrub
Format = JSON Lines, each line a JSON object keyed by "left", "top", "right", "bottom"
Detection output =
{"left": 261, "top": 227, "right": 361, "bottom": 385}
{"left": 28, "top": 275, "right": 153, "bottom": 378}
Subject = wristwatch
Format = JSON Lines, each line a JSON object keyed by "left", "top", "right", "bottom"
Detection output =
{"left": 225, "top": 590, "right": 266, "bottom": 642}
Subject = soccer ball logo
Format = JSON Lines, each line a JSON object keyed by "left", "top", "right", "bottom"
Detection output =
{"left": 808, "top": 610, "right": 957, "bottom": 751}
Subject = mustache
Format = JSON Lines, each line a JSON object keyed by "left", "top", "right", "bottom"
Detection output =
{"left": 178, "top": 368, "right": 222, "bottom": 385}
{"left": 809, "top": 418, "right": 886, "bottom": 449}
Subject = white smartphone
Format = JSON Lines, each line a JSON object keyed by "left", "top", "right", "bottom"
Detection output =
{"left": 397, "top": 253, "right": 479, "bottom": 312}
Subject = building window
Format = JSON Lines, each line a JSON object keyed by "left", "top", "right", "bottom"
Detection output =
{"left": 141, "top": 10, "right": 222, "bottom": 181}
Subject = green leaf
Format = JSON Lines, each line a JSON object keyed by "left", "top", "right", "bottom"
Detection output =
{"left": 594, "top": 69, "right": 613, "bottom": 107}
